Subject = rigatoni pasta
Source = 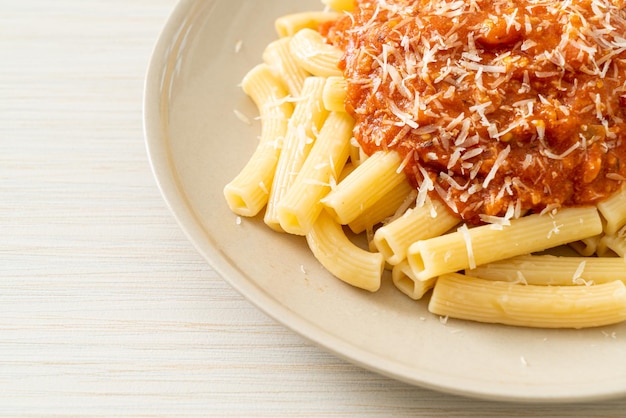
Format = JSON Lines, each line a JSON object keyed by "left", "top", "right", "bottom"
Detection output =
{"left": 346, "top": 179, "right": 413, "bottom": 234}
{"left": 598, "top": 186, "right": 626, "bottom": 236}
{"left": 262, "top": 37, "right": 309, "bottom": 97}
{"left": 264, "top": 76, "right": 328, "bottom": 231}
{"left": 223, "top": 64, "right": 292, "bottom": 217}
{"left": 429, "top": 273, "right": 626, "bottom": 329}
{"left": 289, "top": 28, "right": 343, "bottom": 78}
{"left": 278, "top": 111, "right": 354, "bottom": 235}
{"left": 223, "top": 0, "right": 626, "bottom": 328}
{"left": 321, "top": 150, "right": 407, "bottom": 225}
{"left": 373, "top": 198, "right": 459, "bottom": 266}
{"left": 306, "top": 211, "right": 384, "bottom": 292}
{"left": 467, "top": 254, "right": 626, "bottom": 286}
{"left": 392, "top": 260, "right": 437, "bottom": 301}
{"left": 408, "top": 207, "right": 603, "bottom": 281}
{"left": 322, "top": 76, "right": 347, "bottom": 113}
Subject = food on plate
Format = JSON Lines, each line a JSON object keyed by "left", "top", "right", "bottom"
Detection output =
{"left": 224, "top": 0, "right": 626, "bottom": 328}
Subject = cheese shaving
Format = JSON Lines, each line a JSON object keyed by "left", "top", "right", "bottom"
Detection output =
{"left": 458, "top": 223, "right": 476, "bottom": 269}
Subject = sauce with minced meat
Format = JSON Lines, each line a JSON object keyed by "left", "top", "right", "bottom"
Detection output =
{"left": 323, "top": 0, "right": 626, "bottom": 224}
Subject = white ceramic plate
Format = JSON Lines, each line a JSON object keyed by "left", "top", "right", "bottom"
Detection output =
{"left": 144, "top": 0, "right": 626, "bottom": 402}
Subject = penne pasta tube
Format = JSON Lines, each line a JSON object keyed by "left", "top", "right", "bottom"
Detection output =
{"left": 429, "top": 273, "right": 626, "bottom": 329}
{"left": 289, "top": 28, "right": 343, "bottom": 77}
{"left": 278, "top": 111, "right": 354, "bottom": 235}
{"left": 468, "top": 254, "right": 626, "bottom": 286}
{"left": 275, "top": 11, "right": 342, "bottom": 38}
{"left": 223, "top": 64, "right": 293, "bottom": 217}
{"left": 597, "top": 185, "right": 626, "bottom": 236}
{"left": 392, "top": 260, "right": 437, "bottom": 300}
{"left": 373, "top": 199, "right": 460, "bottom": 265}
{"left": 264, "top": 77, "right": 329, "bottom": 231}
{"left": 263, "top": 37, "right": 310, "bottom": 97}
{"left": 306, "top": 210, "right": 385, "bottom": 292}
{"left": 322, "top": 150, "right": 407, "bottom": 225}
{"left": 322, "top": 76, "right": 347, "bottom": 112}
{"left": 408, "top": 207, "right": 603, "bottom": 281}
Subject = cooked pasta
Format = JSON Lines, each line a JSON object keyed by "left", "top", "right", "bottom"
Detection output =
{"left": 321, "top": 150, "right": 407, "bottom": 225}
{"left": 223, "top": 0, "right": 626, "bottom": 328}
{"left": 262, "top": 37, "right": 309, "bottom": 97}
{"left": 277, "top": 111, "right": 354, "bottom": 235}
{"left": 392, "top": 260, "right": 437, "bottom": 300}
{"left": 264, "top": 76, "right": 328, "bottom": 231}
{"left": 289, "top": 28, "right": 343, "bottom": 78}
{"left": 374, "top": 198, "right": 459, "bottom": 265}
{"left": 407, "top": 207, "right": 603, "bottom": 281}
{"left": 223, "top": 64, "right": 292, "bottom": 217}
{"left": 467, "top": 254, "right": 626, "bottom": 286}
{"left": 306, "top": 211, "right": 384, "bottom": 292}
{"left": 429, "top": 273, "right": 626, "bottom": 329}
{"left": 322, "top": 76, "right": 347, "bottom": 113}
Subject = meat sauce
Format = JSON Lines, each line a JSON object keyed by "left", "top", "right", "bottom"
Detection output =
{"left": 323, "top": 0, "right": 626, "bottom": 225}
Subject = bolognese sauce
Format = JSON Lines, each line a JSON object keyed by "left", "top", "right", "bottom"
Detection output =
{"left": 323, "top": 0, "right": 626, "bottom": 225}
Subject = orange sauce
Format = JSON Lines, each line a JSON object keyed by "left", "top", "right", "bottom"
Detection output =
{"left": 324, "top": 0, "right": 626, "bottom": 224}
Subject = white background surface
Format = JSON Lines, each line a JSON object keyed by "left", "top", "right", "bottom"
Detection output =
{"left": 2, "top": 0, "right": 626, "bottom": 415}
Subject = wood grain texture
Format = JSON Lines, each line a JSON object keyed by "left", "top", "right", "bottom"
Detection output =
{"left": 1, "top": 0, "right": 625, "bottom": 416}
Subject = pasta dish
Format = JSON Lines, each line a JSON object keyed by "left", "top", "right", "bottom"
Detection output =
{"left": 223, "top": 0, "right": 626, "bottom": 329}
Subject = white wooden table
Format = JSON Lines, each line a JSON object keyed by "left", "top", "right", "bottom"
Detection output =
{"left": 2, "top": 0, "right": 626, "bottom": 415}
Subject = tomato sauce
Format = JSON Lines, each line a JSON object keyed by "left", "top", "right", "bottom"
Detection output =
{"left": 324, "top": 0, "right": 626, "bottom": 224}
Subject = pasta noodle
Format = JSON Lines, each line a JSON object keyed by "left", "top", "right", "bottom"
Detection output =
{"left": 597, "top": 185, "right": 626, "bottom": 236}
{"left": 468, "top": 254, "right": 626, "bottom": 286}
{"left": 407, "top": 207, "right": 603, "bottom": 281}
{"left": 392, "top": 260, "right": 437, "bottom": 300}
{"left": 429, "top": 273, "right": 626, "bottom": 329}
{"left": 321, "top": 150, "right": 407, "bottom": 225}
{"left": 264, "top": 76, "right": 328, "bottom": 231}
{"left": 306, "top": 211, "right": 384, "bottom": 292}
{"left": 322, "top": 76, "right": 347, "bottom": 113}
{"left": 263, "top": 37, "right": 309, "bottom": 97}
{"left": 223, "top": 0, "right": 626, "bottom": 328}
{"left": 223, "top": 64, "right": 292, "bottom": 217}
{"left": 346, "top": 179, "right": 413, "bottom": 234}
{"left": 601, "top": 233, "right": 626, "bottom": 258}
{"left": 277, "top": 111, "right": 354, "bottom": 235}
{"left": 373, "top": 198, "right": 459, "bottom": 265}
{"left": 568, "top": 235, "right": 601, "bottom": 257}
{"left": 289, "top": 28, "right": 343, "bottom": 78}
